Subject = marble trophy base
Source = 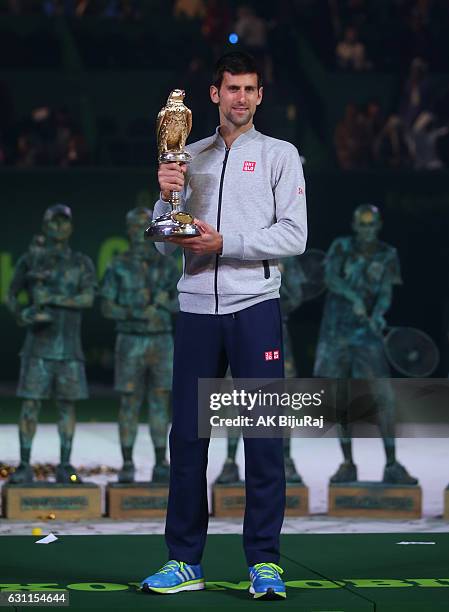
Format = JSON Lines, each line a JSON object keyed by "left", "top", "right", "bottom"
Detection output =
{"left": 2, "top": 483, "right": 101, "bottom": 520}
{"left": 444, "top": 484, "right": 449, "bottom": 520}
{"left": 213, "top": 482, "right": 309, "bottom": 517}
{"left": 106, "top": 482, "right": 168, "bottom": 519}
{"left": 328, "top": 481, "right": 422, "bottom": 519}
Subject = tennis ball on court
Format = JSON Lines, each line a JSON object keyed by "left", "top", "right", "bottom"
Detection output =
{"left": 70, "top": 474, "right": 78, "bottom": 482}
{"left": 32, "top": 527, "right": 42, "bottom": 536}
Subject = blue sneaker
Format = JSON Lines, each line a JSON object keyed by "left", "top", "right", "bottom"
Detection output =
{"left": 141, "top": 560, "right": 205, "bottom": 594}
{"left": 248, "top": 563, "right": 286, "bottom": 600}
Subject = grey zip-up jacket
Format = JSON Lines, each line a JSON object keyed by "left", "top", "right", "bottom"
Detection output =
{"left": 154, "top": 126, "right": 307, "bottom": 314}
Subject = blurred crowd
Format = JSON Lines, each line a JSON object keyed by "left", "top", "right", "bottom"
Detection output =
{"left": 0, "top": 1, "right": 290, "bottom": 167}
{"left": 1, "top": 0, "right": 142, "bottom": 18}
{"left": 1, "top": 0, "right": 449, "bottom": 170}
{"left": 299, "top": 0, "right": 449, "bottom": 72}
{"left": 0, "top": 98, "right": 88, "bottom": 167}
{"left": 334, "top": 57, "right": 449, "bottom": 170}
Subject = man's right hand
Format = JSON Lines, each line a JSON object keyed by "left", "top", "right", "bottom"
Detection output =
{"left": 158, "top": 163, "right": 187, "bottom": 202}
{"left": 20, "top": 305, "right": 52, "bottom": 325}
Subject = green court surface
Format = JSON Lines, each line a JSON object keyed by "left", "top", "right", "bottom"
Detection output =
{"left": 1, "top": 534, "right": 448, "bottom": 611}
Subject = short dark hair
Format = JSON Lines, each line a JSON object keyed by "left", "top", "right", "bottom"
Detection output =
{"left": 212, "top": 52, "right": 262, "bottom": 90}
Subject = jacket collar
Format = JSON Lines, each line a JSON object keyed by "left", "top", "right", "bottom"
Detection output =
{"left": 213, "top": 125, "right": 259, "bottom": 150}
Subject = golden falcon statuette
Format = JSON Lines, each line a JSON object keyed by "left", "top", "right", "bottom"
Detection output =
{"left": 145, "top": 89, "right": 200, "bottom": 241}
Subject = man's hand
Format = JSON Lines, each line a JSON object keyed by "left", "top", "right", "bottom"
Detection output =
{"left": 21, "top": 305, "right": 39, "bottom": 325}
{"left": 158, "top": 163, "right": 187, "bottom": 201}
{"left": 352, "top": 297, "right": 367, "bottom": 318}
{"left": 167, "top": 219, "right": 223, "bottom": 255}
{"left": 20, "top": 305, "right": 53, "bottom": 326}
{"left": 369, "top": 313, "right": 386, "bottom": 335}
{"left": 33, "top": 287, "right": 53, "bottom": 307}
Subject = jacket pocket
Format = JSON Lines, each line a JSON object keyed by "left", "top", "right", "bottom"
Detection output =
{"left": 263, "top": 260, "right": 270, "bottom": 279}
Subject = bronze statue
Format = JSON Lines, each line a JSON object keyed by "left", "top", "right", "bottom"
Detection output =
{"left": 101, "top": 207, "right": 179, "bottom": 483}
{"left": 314, "top": 204, "right": 418, "bottom": 484}
{"left": 7, "top": 204, "right": 96, "bottom": 484}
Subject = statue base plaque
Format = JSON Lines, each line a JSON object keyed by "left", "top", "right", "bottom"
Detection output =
{"left": 212, "top": 482, "right": 309, "bottom": 517}
{"left": 213, "top": 482, "right": 245, "bottom": 517}
{"left": 329, "top": 481, "right": 422, "bottom": 519}
{"left": 2, "top": 483, "right": 101, "bottom": 520}
{"left": 444, "top": 485, "right": 449, "bottom": 520}
{"left": 285, "top": 483, "right": 309, "bottom": 516}
{"left": 107, "top": 482, "right": 168, "bottom": 519}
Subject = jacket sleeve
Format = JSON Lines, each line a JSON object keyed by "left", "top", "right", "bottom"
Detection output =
{"left": 220, "top": 145, "right": 307, "bottom": 260}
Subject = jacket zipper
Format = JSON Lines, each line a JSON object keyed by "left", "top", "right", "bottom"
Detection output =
{"left": 214, "top": 147, "right": 230, "bottom": 314}
{"left": 263, "top": 260, "right": 270, "bottom": 279}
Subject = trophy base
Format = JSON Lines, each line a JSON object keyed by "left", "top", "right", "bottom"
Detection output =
{"left": 328, "top": 481, "right": 422, "bottom": 519}
{"left": 444, "top": 484, "right": 449, "bottom": 520}
{"left": 145, "top": 211, "right": 200, "bottom": 242}
{"left": 212, "top": 482, "right": 309, "bottom": 517}
{"left": 106, "top": 482, "right": 168, "bottom": 518}
{"left": 212, "top": 482, "right": 245, "bottom": 517}
{"left": 285, "top": 483, "right": 309, "bottom": 516}
{"left": 2, "top": 482, "right": 101, "bottom": 520}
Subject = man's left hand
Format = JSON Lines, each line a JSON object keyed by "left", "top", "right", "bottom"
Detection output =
{"left": 369, "top": 313, "right": 386, "bottom": 335}
{"left": 167, "top": 219, "right": 223, "bottom": 254}
{"left": 33, "top": 287, "right": 53, "bottom": 307}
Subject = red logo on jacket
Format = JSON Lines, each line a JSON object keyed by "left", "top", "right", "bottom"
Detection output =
{"left": 243, "top": 161, "right": 256, "bottom": 172}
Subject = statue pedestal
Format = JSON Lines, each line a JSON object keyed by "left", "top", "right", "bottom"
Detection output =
{"left": 106, "top": 482, "right": 168, "bottom": 519}
{"left": 212, "top": 482, "right": 309, "bottom": 517}
{"left": 285, "top": 483, "right": 309, "bottom": 516}
{"left": 212, "top": 482, "right": 245, "bottom": 517}
{"left": 2, "top": 483, "right": 101, "bottom": 520}
{"left": 444, "top": 485, "right": 449, "bottom": 520}
{"left": 328, "top": 481, "right": 422, "bottom": 519}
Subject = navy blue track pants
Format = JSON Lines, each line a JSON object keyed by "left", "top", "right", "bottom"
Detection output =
{"left": 165, "top": 298, "right": 286, "bottom": 566}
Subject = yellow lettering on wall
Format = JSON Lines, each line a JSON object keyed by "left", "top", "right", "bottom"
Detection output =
{"left": 97, "top": 237, "right": 128, "bottom": 279}
{"left": 0, "top": 253, "right": 14, "bottom": 304}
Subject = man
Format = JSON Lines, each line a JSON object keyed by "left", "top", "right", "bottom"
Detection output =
{"left": 314, "top": 204, "right": 417, "bottom": 485}
{"left": 7, "top": 204, "right": 96, "bottom": 484}
{"left": 101, "top": 207, "right": 178, "bottom": 483}
{"left": 141, "top": 52, "right": 307, "bottom": 600}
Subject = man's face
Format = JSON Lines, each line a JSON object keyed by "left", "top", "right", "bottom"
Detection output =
{"left": 210, "top": 72, "right": 263, "bottom": 129}
{"left": 44, "top": 214, "right": 72, "bottom": 242}
{"left": 353, "top": 211, "right": 380, "bottom": 244}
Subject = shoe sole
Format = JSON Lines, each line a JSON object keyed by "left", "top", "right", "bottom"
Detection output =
{"left": 249, "top": 586, "right": 286, "bottom": 600}
{"left": 142, "top": 581, "right": 205, "bottom": 594}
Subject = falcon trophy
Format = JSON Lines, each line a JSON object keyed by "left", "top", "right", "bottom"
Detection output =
{"left": 145, "top": 89, "right": 200, "bottom": 241}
